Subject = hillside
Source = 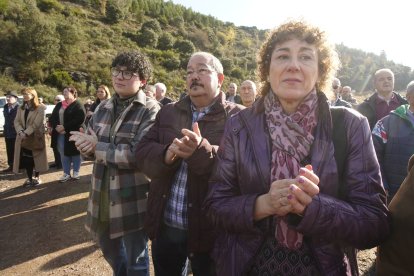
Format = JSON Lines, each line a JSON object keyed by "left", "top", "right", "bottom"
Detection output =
{"left": 0, "top": 0, "right": 413, "bottom": 102}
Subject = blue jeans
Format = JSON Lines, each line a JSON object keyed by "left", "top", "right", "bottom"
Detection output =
{"left": 98, "top": 223, "right": 149, "bottom": 276}
{"left": 152, "top": 223, "right": 215, "bottom": 276}
{"left": 57, "top": 134, "right": 81, "bottom": 175}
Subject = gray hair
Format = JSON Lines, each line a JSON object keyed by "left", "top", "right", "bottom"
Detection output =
{"left": 374, "top": 68, "right": 394, "bottom": 80}
{"left": 55, "top": 94, "right": 64, "bottom": 101}
{"left": 154, "top": 83, "right": 167, "bottom": 93}
{"left": 406, "top": 80, "right": 414, "bottom": 94}
{"left": 241, "top": 80, "right": 257, "bottom": 91}
{"left": 190, "top": 52, "right": 223, "bottom": 74}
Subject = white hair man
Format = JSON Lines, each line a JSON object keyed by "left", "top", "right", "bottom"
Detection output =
{"left": 225, "top": 82, "right": 242, "bottom": 104}
{"left": 357, "top": 68, "right": 408, "bottom": 129}
{"left": 240, "top": 80, "right": 258, "bottom": 107}
{"left": 155, "top": 82, "right": 173, "bottom": 105}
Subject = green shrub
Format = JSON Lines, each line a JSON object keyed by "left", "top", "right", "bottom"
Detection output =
{"left": 37, "top": 0, "right": 63, "bottom": 13}
{"left": 46, "top": 70, "right": 73, "bottom": 90}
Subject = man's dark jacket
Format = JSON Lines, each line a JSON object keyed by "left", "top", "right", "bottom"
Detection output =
{"left": 357, "top": 92, "right": 407, "bottom": 129}
{"left": 225, "top": 92, "right": 242, "bottom": 104}
{"left": 3, "top": 103, "right": 19, "bottom": 138}
{"left": 136, "top": 92, "right": 244, "bottom": 254}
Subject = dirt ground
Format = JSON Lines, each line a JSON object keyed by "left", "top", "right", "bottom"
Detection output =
{"left": 0, "top": 137, "right": 376, "bottom": 275}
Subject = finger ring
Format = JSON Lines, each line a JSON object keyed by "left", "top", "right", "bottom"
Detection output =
{"left": 171, "top": 154, "right": 178, "bottom": 161}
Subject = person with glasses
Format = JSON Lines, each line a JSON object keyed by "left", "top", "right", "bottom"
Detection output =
{"left": 69, "top": 51, "right": 160, "bottom": 276}
{"left": 2, "top": 91, "right": 20, "bottom": 172}
{"left": 331, "top": 77, "right": 352, "bottom": 108}
{"left": 13, "top": 87, "right": 48, "bottom": 187}
{"left": 136, "top": 52, "right": 244, "bottom": 276}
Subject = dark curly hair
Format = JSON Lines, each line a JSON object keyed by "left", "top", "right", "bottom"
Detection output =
{"left": 111, "top": 51, "right": 153, "bottom": 82}
{"left": 257, "top": 20, "right": 340, "bottom": 97}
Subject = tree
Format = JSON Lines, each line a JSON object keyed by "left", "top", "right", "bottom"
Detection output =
{"left": 157, "top": 32, "right": 174, "bottom": 50}
{"left": 0, "top": 0, "right": 8, "bottom": 14}
{"left": 105, "top": 1, "right": 123, "bottom": 24}
{"left": 46, "top": 70, "right": 73, "bottom": 90}
{"left": 141, "top": 18, "right": 161, "bottom": 33}
{"left": 174, "top": 39, "right": 195, "bottom": 57}
{"left": 16, "top": 12, "right": 60, "bottom": 69}
{"left": 137, "top": 29, "right": 158, "bottom": 48}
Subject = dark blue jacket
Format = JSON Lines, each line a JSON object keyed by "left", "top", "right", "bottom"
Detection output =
{"left": 3, "top": 103, "right": 19, "bottom": 138}
{"left": 205, "top": 92, "right": 390, "bottom": 275}
{"left": 372, "top": 105, "right": 414, "bottom": 198}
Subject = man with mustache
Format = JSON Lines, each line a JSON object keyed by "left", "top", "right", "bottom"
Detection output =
{"left": 136, "top": 52, "right": 244, "bottom": 276}
{"left": 357, "top": 68, "right": 407, "bottom": 129}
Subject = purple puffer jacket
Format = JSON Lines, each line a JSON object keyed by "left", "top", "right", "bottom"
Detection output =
{"left": 204, "top": 93, "right": 390, "bottom": 276}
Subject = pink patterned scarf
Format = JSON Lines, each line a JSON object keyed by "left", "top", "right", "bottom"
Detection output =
{"left": 264, "top": 89, "right": 318, "bottom": 249}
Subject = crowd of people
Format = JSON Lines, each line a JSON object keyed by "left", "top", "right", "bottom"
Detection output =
{"left": 2, "top": 19, "right": 414, "bottom": 276}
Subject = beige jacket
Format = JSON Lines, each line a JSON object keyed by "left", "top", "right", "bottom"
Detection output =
{"left": 13, "top": 104, "right": 48, "bottom": 173}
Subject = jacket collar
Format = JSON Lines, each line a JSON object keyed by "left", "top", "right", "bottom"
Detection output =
{"left": 175, "top": 91, "right": 227, "bottom": 116}
{"left": 101, "top": 90, "right": 147, "bottom": 110}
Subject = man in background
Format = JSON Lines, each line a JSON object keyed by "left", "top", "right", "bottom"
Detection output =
{"left": 372, "top": 80, "right": 414, "bottom": 201}
{"left": 2, "top": 91, "right": 20, "bottom": 172}
{"left": 155, "top": 82, "right": 173, "bottom": 105}
{"left": 145, "top": 84, "right": 156, "bottom": 99}
{"left": 331, "top": 77, "right": 352, "bottom": 108}
{"left": 240, "top": 80, "right": 258, "bottom": 107}
{"left": 358, "top": 68, "right": 407, "bottom": 129}
{"left": 225, "top": 82, "right": 242, "bottom": 104}
{"left": 341, "top": 85, "right": 358, "bottom": 106}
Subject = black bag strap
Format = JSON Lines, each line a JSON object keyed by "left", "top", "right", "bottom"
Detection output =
{"left": 331, "top": 107, "right": 347, "bottom": 199}
{"left": 331, "top": 107, "right": 359, "bottom": 276}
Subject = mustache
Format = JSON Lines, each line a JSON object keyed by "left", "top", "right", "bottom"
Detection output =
{"left": 190, "top": 81, "right": 203, "bottom": 89}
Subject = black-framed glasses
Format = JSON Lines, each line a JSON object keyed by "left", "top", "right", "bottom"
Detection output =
{"left": 110, "top": 67, "right": 138, "bottom": 80}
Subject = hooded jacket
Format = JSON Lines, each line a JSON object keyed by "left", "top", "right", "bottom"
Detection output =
{"left": 372, "top": 104, "right": 414, "bottom": 198}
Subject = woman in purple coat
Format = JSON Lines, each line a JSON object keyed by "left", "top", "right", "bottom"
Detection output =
{"left": 204, "top": 20, "right": 390, "bottom": 276}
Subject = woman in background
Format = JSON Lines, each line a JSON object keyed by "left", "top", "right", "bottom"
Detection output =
{"left": 55, "top": 86, "right": 85, "bottom": 182}
{"left": 85, "top": 85, "right": 111, "bottom": 121}
{"left": 48, "top": 94, "right": 64, "bottom": 169}
{"left": 13, "top": 87, "right": 48, "bottom": 187}
{"left": 205, "top": 20, "right": 390, "bottom": 275}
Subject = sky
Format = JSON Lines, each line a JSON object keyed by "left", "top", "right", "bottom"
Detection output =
{"left": 170, "top": 0, "right": 414, "bottom": 69}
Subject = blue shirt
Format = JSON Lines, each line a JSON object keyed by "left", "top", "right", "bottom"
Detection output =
{"left": 163, "top": 103, "right": 213, "bottom": 230}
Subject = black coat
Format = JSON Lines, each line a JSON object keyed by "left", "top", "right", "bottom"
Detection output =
{"left": 50, "top": 100, "right": 85, "bottom": 156}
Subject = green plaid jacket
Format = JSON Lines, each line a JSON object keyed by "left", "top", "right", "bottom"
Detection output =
{"left": 85, "top": 91, "right": 160, "bottom": 239}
